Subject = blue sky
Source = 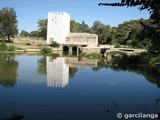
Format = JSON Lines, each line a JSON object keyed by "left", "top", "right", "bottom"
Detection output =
{"left": 0, "top": 0, "right": 150, "bottom": 32}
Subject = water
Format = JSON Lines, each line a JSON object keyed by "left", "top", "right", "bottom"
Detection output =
{"left": 0, "top": 54, "right": 159, "bottom": 120}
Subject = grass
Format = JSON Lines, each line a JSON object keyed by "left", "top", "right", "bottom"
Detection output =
{"left": 80, "top": 52, "right": 102, "bottom": 60}
{"left": 114, "top": 43, "right": 121, "bottom": 48}
{"left": 0, "top": 43, "right": 15, "bottom": 52}
{"left": 8, "top": 45, "right": 16, "bottom": 51}
{"left": 41, "top": 47, "right": 52, "bottom": 54}
{"left": 0, "top": 43, "right": 8, "bottom": 51}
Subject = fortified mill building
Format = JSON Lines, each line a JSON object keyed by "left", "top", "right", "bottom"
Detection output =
{"left": 47, "top": 12, "right": 98, "bottom": 52}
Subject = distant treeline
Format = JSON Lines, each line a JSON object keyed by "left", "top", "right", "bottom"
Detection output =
{"left": 19, "top": 18, "right": 159, "bottom": 50}
{"left": 70, "top": 19, "right": 151, "bottom": 49}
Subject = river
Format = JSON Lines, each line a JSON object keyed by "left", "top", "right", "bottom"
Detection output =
{"left": 0, "top": 53, "right": 159, "bottom": 120}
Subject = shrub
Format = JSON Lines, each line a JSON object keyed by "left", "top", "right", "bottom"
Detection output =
{"left": 8, "top": 45, "right": 15, "bottom": 51}
{"left": 0, "top": 43, "right": 8, "bottom": 51}
{"left": 50, "top": 41, "right": 60, "bottom": 47}
{"left": 114, "top": 43, "right": 121, "bottom": 48}
{"left": 41, "top": 47, "right": 52, "bottom": 54}
{"left": 51, "top": 53, "right": 60, "bottom": 58}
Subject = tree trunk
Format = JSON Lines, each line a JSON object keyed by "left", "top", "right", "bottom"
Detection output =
{"left": 8, "top": 35, "right": 10, "bottom": 42}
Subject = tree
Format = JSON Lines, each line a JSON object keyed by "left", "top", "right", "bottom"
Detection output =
{"left": 125, "top": 19, "right": 149, "bottom": 48}
{"left": 80, "top": 21, "right": 92, "bottom": 33}
{"left": 99, "top": 0, "right": 158, "bottom": 14}
{"left": 37, "top": 19, "right": 47, "bottom": 39}
{"left": 70, "top": 20, "right": 92, "bottom": 33}
{"left": 92, "top": 20, "right": 112, "bottom": 44}
{"left": 30, "top": 31, "right": 39, "bottom": 37}
{"left": 70, "top": 20, "right": 82, "bottom": 32}
{"left": 115, "top": 19, "right": 149, "bottom": 47}
{"left": 0, "top": 7, "right": 18, "bottom": 42}
{"left": 99, "top": 0, "right": 160, "bottom": 50}
{"left": 19, "top": 30, "right": 30, "bottom": 37}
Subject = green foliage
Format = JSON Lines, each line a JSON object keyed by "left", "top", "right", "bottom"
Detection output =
{"left": 69, "top": 68, "right": 78, "bottom": 79}
{"left": 150, "top": 55, "right": 160, "bottom": 65}
{"left": 100, "top": 0, "right": 158, "bottom": 15}
{"left": 70, "top": 20, "right": 92, "bottom": 33}
{"left": 37, "top": 57, "right": 46, "bottom": 75}
{"left": 41, "top": 47, "right": 52, "bottom": 54}
{"left": 0, "top": 43, "right": 8, "bottom": 51}
{"left": 114, "top": 43, "right": 121, "bottom": 48}
{"left": 99, "top": 0, "right": 160, "bottom": 50}
{"left": 105, "top": 52, "right": 160, "bottom": 87}
{"left": 37, "top": 19, "right": 47, "bottom": 39}
{"left": 70, "top": 20, "right": 81, "bottom": 32}
{"left": 8, "top": 45, "right": 15, "bottom": 51}
{"left": 19, "top": 30, "right": 30, "bottom": 37}
{"left": 30, "top": 31, "right": 39, "bottom": 37}
{"left": 70, "top": 19, "right": 158, "bottom": 49}
{"left": 50, "top": 41, "right": 60, "bottom": 47}
{"left": 116, "top": 19, "right": 147, "bottom": 45}
{"left": 0, "top": 43, "right": 15, "bottom": 51}
{"left": 80, "top": 53, "right": 102, "bottom": 59}
{"left": 36, "top": 16, "right": 159, "bottom": 50}
{"left": 51, "top": 53, "right": 60, "bottom": 58}
{"left": 0, "top": 53, "right": 18, "bottom": 88}
{"left": 142, "top": 19, "right": 160, "bottom": 50}
{"left": 110, "top": 53, "right": 158, "bottom": 68}
{"left": 92, "top": 20, "right": 112, "bottom": 44}
{"left": 0, "top": 7, "right": 18, "bottom": 42}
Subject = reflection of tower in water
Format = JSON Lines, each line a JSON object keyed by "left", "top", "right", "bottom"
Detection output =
{"left": 46, "top": 57, "right": 69, "bottom": 88}
{"left": 46, "top": 56, "right": 98, "bottom": 88}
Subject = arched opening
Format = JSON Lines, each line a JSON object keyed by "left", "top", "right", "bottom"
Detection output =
{"left": 82, "top": 45, "right": 87, "bottom": 47}
{"left": 72, "top": 46, "right": 77, "bottom": 52}
{"left": 72, "top": 46, "right": 78, "bottom": 55}
{"left": 63, "top": 46, "right": 69, "bottom": 51}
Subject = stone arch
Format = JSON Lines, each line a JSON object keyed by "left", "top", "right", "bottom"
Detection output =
{"left": 105, "top": 51, "right": 126, "bottom": 58}
{"left": 63, "top": 46, "right": 69, "bottom": 51}
{"left": 111, "top": 51, "right": 125, "bottom": 57}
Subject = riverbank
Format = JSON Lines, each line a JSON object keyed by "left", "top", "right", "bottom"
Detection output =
{"left": 0, "top": 37, "right": 159, "bottom": 63}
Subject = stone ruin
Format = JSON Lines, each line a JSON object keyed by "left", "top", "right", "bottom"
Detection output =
{"left": 47, "top": 12, "right": 98, "bottom": 51}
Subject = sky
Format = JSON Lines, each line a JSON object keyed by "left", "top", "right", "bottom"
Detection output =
{"left": 0, "top": 0, "right": 150, "bottom": 32}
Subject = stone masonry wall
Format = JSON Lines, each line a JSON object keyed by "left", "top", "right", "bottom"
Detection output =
{"left": 65, "top": 33, "right": 98, "bottom": 47}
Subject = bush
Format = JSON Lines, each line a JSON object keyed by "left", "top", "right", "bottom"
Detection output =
{"left": 0, "top": 43, "right": 8, "bottom": 51}
{"left": 50, "top": 41, "right": 60, "bottom": 47}
{"left": 8, "top": 45, "right": 15, "bottom": 51}
{"left": 41, "top": 47, "right": 52, "bottom": 54}
{"left": 114, "top": 43, "right": 121, "bottom": 48}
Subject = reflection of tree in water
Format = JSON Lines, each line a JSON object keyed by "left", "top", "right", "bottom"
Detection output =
{"left": 37, "top": 53, "right": 60, "bottom": 75}
{"left": 94, "top": 53, "right": 160, "bottom": 88}
{"left": 37, "top": 57, "right": 46, "bottom": 75}
{"left": 92, "top": 61, "right": 109, "bottom": 72}
{"left": 0, "top": 53, "right": 18, "bottom": 88}
{"left": 69, "top": 68, "right": 78, "bottom": 79}
{"left": 106, "top": 99, "right": 160, "bottom": 120}
{"left": 110, "top": 53, "right": 160, "bottom": 88}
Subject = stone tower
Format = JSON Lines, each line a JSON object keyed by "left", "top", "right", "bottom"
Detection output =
{"left": 47, "top": 12, "right": 70, "bottom": 44}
